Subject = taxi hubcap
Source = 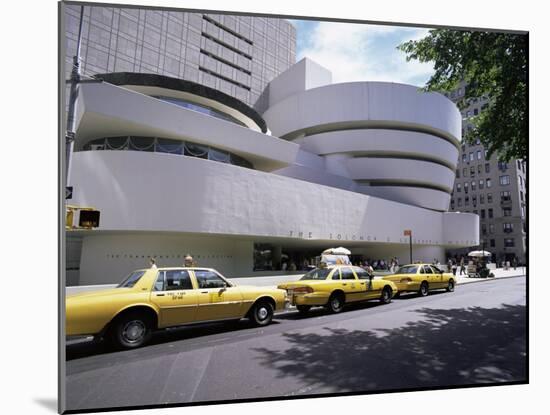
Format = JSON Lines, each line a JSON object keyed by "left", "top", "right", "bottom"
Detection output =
{"left": 258, "top": 307, "right": 269, "bottom": 320}
{"left": 332, "top": 298, "right": 341, "bottom": 308}
{"left": 122, "top": 320, "right": 146, "bottom": 343}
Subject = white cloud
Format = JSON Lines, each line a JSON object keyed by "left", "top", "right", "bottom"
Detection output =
{"left": 297, "top": 21, "right": 434, "bottom": 86}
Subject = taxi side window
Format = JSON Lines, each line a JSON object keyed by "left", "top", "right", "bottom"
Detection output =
{"left": 341, "top": 268, "right": 356, "bottom": 280}
{"left": 153, "top": 271, "right": 165, "bottom": 291}
{"left": 423, "top": 265, "right": 434, "bottom": 274}
{"left": 164, "top": 270, "right": 193, "bottom": 291}
{"left": 331, "top": 269, "right": 341, "bottom": 280}
{"left": 420, "top": 267, "right": 425, "bottom": 274}
{"left": 354, "top": 267, "right": 371, "bottom": 280}
{"left": 195, "top": 270, "right": 227, "bottom": 289}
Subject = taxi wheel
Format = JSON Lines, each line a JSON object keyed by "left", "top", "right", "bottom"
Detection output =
{"left": 326, "top": 292, "right": 345, "bottom": 313}
{"left": 296, "top": 305, "right": 311, "bottom": 314}
{"left": 380, "top": 287, "right": 392, "bottom": 304}
{"left": 249, "top": 300, "right": 274, "bottom": 327}
{"left": 418, "top": 281, "right": 429, "bottom": 297}
{"left": 446, "top": 279, "right": 455, "bottom": 292}
{"left": 111, "top": 312, "right": 152, "bottom": 350}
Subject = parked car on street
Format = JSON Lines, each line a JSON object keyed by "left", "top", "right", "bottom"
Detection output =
{"left": 277, "top": 265, "right": 397, "bottom": 314}
{"left": 382, "top": 263, "right": 456, "bottom": 296}
{"left": 66, "top": 267, "right": 288, "bottom": 349}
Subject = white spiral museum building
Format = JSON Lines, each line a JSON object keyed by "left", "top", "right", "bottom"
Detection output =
{"left": 67, "top": 58, "right": 478, "bottom": 285}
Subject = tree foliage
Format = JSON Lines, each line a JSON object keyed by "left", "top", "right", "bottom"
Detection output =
{"left": 399, "top": 30, "right": 527, "bottom": 161}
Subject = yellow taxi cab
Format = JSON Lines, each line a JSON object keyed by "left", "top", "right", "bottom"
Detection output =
{"left": 277, "top": 265, "right": 398, "bottom": 314}
{"left": 66, "top": 267, "right": 288, "bottom": 349}
{"left": 382, "top": 263, "right": 456, "bottom": 296}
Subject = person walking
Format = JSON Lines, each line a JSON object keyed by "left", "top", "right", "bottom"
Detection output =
{"left": 459, "top": 256, "right": 465, "bottom": 275}
{"left": 149, "top": 257, "right": 157, "bottom": 269}
{"left": 183, "top": 254, "right": 194, "bottom": 267}
{"left": 451, "top": 260, "right": 457, "bottom": 276}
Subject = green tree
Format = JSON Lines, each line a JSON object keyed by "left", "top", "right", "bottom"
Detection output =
{"left": 398, "top": 30, "right": 527, "bottom": 161}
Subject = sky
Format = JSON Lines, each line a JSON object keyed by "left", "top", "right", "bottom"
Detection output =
{"left": 289, "top": 19, "right": 435, "bottom": 86}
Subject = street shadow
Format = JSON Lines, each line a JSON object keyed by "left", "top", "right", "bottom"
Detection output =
{"left": 253, "top": 304, "right": 526, "bottom": 392}
{"left": 66, "top": 319, "right": 279, "bottom": 361}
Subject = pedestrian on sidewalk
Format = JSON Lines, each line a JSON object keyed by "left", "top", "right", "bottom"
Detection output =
{"left": 459, "top": 256, "right": 465, "bottom": 275}
{"left": 452, "top": 260, "right": 457, "bottom": 276}
{"left": 149, "top": 257, "right": 157, "bottom": 269}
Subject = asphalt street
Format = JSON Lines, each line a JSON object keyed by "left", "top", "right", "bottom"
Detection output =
{"left": 65, "top": 276, "right": 527, "bottom": 412}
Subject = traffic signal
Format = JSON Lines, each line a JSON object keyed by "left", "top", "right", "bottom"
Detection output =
{"left": 66, "top": 205, "right": 100, "bottom": 229}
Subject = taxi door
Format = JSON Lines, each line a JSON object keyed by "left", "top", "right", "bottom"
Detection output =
{"left": 422, "top": 265, "right": 439, "bottom": 287}
{"left": 429, "top": 265, "right": 445, "bottom": 288}
{"left": 353, "top": 267, "right": 379, "bottom": 300}
{"left": 149, "top": 269, "right": 199, "bottom": 328}
{"left": 193, "top": 270, "right": 243, "bottom": 321}
{"left": 339, "top": 267, "right": 363, "bottom": 303}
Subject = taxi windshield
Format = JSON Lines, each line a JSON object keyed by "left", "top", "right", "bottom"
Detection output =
{"left": 300, "top": 268, "right": 332, "bottom": 280}
{"left": 117, "top": 270, "right": 146, "bottom": 288}
{"left": 395, "top": 265, "right": 418, "bottom": 274}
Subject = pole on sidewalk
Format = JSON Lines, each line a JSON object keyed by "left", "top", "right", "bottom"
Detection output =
{"left": 409, "top": 234, "right": 412, "bottom": 264}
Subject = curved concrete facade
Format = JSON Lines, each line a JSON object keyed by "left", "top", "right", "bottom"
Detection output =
{"left": 69, "top": 151, "right": 478, "bottom": 282}
{"left": 263, "top": 78, "right": 462, "bottom": 211}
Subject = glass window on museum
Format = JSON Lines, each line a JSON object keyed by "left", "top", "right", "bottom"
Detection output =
{"left": 488, "top": 208, "right": 494, "bottom": 219}
{"left": 253, "top": 243, "right": 274, "bottom": 271}
{"left": 503, "top": 223, "right": 514, "bottom": 233}
{"left": 499, "top": 175, "right": 511, "bottom": 186}
{"left": 504, "top": 238, "right": 515, "bottom": 248}
{"left": 485, "top": 163, "right": 490, "bottom": 173}
{"left": 487, "top": 193, "right": 493, "bottom": 203}
{"left": 503, "top": 207, "right": 512, "bottom": 217}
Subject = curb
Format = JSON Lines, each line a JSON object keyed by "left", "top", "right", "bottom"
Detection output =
{"left": 456, "top": 274, "right": 525, "bottom": 285}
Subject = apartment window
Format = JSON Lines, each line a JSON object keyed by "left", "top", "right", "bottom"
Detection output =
{"left": 481, "top": 224, "right": 487, "bottom": 235}
{"left": 479, "top": 179, "right": 484, "bottom": 189}
{"left": 501, "top": 191, "right": 511, "bottom": 202}
{"left": 486, "top": 178, "right": 492, "bottom": 188}
{"left": 470, "top": 166, "right": 475, "bottom": 177}
{"left": 461, "top": 143, "right": 466, "bottom": 152}
{"left": 469, "top": 152, "right": 474, "bottom": 161}
{"left": 476, "top": 138, "right": 481, "bottom": 145}
{"left": 471, "top": 180, "right": 476, "bottom": 191}
{"left": 481, "top": 209, "right": 486, "bottom": 219}
{"left": 477, "top": 164, "right": 482, "bottom": 174}
{"left": 473, "top": 209, "right": 478, "bottom": 214}
{"left": 463, "top": 167, "right": 467, "bottom": 176}
{"left": 485, "top": 163, "right": 490, "bottom": 173}
{"left": 520, "top": 191, "right": 524, "bottom": 202}
{"left": 464, "top": 183, "right": 469, "bottom": 194}
{"left": 522, "top": 162, "right": 526, "bottom": 173}
{"left": 462, "top": 154, "right": 467, "bottom": 163}
{"left": 472, "top": 195, "right": 477, "bottom": 207}
{"left": 488, "top": 208, "right": 494, "bottom": 219}
{"left": 489, "top": 224, "right": 495, "bottom": 234}
{"left": 490, "top": 239, "right": 495, "bottom": 247}
{"left": 450, "top": 199, "right": 455, "bottom": 210}
{"left": 498, "top": 161, "right": 508, "bottom": 171}
{"left": 480, "top": 194, "right": 485, "bottom": 204}
{"left": 457, "top": 198, "right": 462, "bottom": 207}
{"left": 517, "top": 160, "right": 521, "bottom": 169}
{"left": 456, "top": 169, "right": 460, "bottom": 178}
{"left": 504, "top": 238, "right": 515, "bottom": 247}
{"left": 487, "top": 193, "right": 493, "bottom": 203}
{"left": 521, "top": 205, "right": 525, "bottom": 217}
{"left": 477, "top": 150, "right": 482, "bottom": 160}
{"left": 519, "top": 176, "right": 523, "bottom": 188}
{"left": 456, "top": 183, "right": 462, "bottom": 192}
{"left": 465, "top": 196, "right": 470, "bottom": 206}
{"left": 503, "top": 207, "right": 512, "bottom": 217}
{"left": 499, "top": 175, "right": 511, "bottom": 186}
{"left": 484, "top": 149, "right": 489, "bottom": 158}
